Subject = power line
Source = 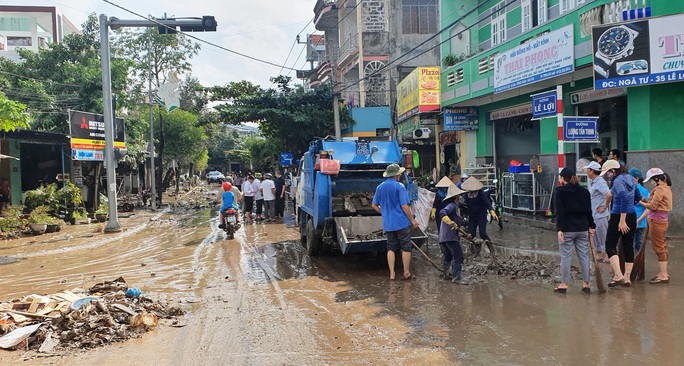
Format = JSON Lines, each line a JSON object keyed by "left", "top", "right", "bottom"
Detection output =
{"left": 271, "top": 17, "right": 314, "bottom": 88}
{"left": 101, "top": 0, "right": 301, "bottom": 71}
{"left": 0, "top": 69, "right": 81, "bottom": 87}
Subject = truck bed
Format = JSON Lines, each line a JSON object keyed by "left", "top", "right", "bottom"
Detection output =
{"left": 334, "top": 216, "right": 428, "bottom": 254}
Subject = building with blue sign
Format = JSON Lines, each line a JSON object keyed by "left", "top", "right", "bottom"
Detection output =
{"left": 439, "top": 0, "right": 684, "bottom": 230}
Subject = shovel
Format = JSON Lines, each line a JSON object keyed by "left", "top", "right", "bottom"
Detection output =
{"left": 589, "top": 233, "right": 607, "bottom": 293}
{"left": 411, "top": 240, "right": 444, "bottom": 273}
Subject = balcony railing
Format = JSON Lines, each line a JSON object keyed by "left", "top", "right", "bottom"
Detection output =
{"left": 339, "top": 33, "right": 359, "bottom": 63}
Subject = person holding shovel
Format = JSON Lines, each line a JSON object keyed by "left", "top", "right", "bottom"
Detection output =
{"left": 638, "top": 168, "right": 673, "bottom": 284}
{"left": 461, "top": 176, "right": 498, "bottom": 257}
{"left": 438, "top": 184, "right": 467, "bottom": 284}
{"left": 554, "top": 167, "right": 596, "bottom": 294}
{"left": 431, "top": 176, "right": 455, "bottom": 235}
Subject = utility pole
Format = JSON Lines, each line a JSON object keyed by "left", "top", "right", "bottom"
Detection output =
{"left": 148, "top": 33, "right": 157, "bottom": 210}
{"left": 99, "top": 13, "right": 217, "bottom": 232}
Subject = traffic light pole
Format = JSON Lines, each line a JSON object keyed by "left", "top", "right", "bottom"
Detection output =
{"left": 99, "top": 14, "right": 216, "bottom": 232}
{"left": 99, "top": 14, "right": 121, "bottom": 232}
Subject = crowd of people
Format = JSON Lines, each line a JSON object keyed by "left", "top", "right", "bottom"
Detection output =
{"left": 556, "top": 148, "right": 672, "bottom": 293}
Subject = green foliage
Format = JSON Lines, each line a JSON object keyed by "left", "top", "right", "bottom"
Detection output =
{"left": 0, "top": 205, "right": 27, "bottom": 236}
{"left": 211, "top": 77, "right": 354, "bottom": 157}
{"left": 156, "top": 108, "right": 208, "bottom": 170}
{"left": 442, "top": 53, "right": 466, "bottom": 67}
{"left": 24, "top": 187, "right": 52, "bottom": 212}
{"left": 53, "top": 182, "right": 83, "bottom": 210}
{"left": 28, "top": 205, "right": 53, "bottom": 224}
{"left": 0, "top": 93, "right": 31, "bottom": 131}
{"left": 243, "top": 137, "right": 280, "bottom": 172}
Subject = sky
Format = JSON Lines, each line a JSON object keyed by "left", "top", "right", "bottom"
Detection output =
{"left": 5, "top": 0, "right": 319, "bottom": 89}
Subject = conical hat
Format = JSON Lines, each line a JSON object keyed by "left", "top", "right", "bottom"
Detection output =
{"left": 435, "top": 176, "right": 454, "bottom": 188}
{"left": 443, "top": 185, "right": 467, "bottom": 201}
{"left": 461, "top": 176, "right": 483, "bottom": 191}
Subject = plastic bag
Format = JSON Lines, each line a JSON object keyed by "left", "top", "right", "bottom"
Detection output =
{"left": 411, "top": 187, "right": 435, "bottom": 232}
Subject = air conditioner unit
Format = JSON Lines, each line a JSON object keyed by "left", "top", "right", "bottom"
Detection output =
{"left": 413, "top": 127, "right": 431, "bottom": 139}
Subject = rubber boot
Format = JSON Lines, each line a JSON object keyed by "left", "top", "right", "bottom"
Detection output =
{"left": 442, "top": 263, "right": 451, "bottom": 280}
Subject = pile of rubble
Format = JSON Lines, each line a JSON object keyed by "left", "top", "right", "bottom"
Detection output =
{"left": 0, "top": 277, "right": 185, "bottom": 354}
{"left": 464, "top": 254, "right": 581, "bottom": 283}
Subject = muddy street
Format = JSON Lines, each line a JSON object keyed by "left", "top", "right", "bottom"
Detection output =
{"left": 2, "top": 207, "right": 684, "bottom": 365}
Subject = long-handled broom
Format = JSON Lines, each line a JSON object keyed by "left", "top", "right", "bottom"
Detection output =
{"left": 589, "top": 233, "right": 607, "bottom": 293}
{"left": 631, "top": 223, "right": 649, "bottom": 282}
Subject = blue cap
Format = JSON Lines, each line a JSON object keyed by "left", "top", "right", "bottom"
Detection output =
{"left": 628, "top": 168, "right": 643, "bottom": 179}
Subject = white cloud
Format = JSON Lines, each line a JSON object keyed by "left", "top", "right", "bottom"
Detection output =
{"left": 3, "top": 0, "right": 316, "bottom": 88}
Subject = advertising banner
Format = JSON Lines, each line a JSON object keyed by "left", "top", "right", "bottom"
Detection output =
{"left": 531, "top": 90, "right": 557, "bottom": 119}
{"left": 68, "top": 110, "right": 125, "bottom": 161}
{"left": 593, "top": 14, "right": 684, "bottom": 90}
{"left": 570, "top": 87, "right": 627, "bottom": 105}
{"left": 563, "top": 116, "right": 599, "bottom": 142}
{"left": 493, "top": 25, "right": 574, "bottom": 94}
{"left": 443, "top": 107, "right": 479, "bottom": 131}
{"left": 397, "top": 66, "right": 440, "bottom": 121}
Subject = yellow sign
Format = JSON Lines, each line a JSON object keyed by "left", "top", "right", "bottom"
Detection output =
{"left": 397, "top": 66, "right": 440, "bottom": 121}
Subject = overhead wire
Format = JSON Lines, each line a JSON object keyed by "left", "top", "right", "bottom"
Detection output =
{"left": 271, "top": 17, "right": 314, "bottom": 88}
{"left": 101, "top": 0, "right": 302, "bottom": 71}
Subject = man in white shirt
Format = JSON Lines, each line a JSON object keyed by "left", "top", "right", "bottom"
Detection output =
{"left": 253, "top": 173, "right": 264, "bottom": 222}
{"left": 242, "top": 175, "right": 256, "bottom": 224}
{"left": 260, "top": 173, "right": 276, "bottom": 222}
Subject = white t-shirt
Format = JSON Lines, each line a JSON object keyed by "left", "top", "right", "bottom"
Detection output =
{"left": 253, "top": 179, "right": 263, "bottom": 200}
{"left": 261, "top": 179, "right": 276, "bottom": 201}
{"left": 242, "top": 180, "right": 255, "bottom": 197}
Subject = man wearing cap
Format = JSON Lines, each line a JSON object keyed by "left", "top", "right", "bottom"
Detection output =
{"left": 372, "top": 164, "right": 420, "bottom": 281}
{"left": 431, "top": 176, "right": 455, "bottom": 235}
{"left": 586, "top": 161, "right": 610, "bottom": 262}
{"left": 461, "top": 176, "right": 497, "bottom": 257}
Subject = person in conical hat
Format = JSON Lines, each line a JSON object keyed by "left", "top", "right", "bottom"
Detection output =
{"left": 461, "top": 177, "right": 498, "bottom": 257}
{"left": 438, "top": 184, "right": 468, "bottom": 284}
{"left": 432, "top": 177, "right": 456, "bottom": 234}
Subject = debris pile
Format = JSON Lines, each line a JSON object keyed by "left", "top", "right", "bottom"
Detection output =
{"left": 464, "top": 254, "right": 577, "bottom": 283}
{"left": 0, "top": 277, "right": 185, "bottom": 353}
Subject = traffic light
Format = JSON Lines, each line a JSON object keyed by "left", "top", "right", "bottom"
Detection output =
{"left": 179, "top": 16, "right": 217, "bottom": 32}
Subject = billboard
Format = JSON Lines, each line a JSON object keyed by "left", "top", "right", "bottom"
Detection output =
{"left": 593, "top": 14, "right": 684, "bottom": 90}
{"left": 396, "top": 66, "right": 440, "bottom": 121}
{"left": 493, "top": 25, "right": 574, "bottom": 93}
{"left": 68, "top": 110, "right": 125, "bottom": 161}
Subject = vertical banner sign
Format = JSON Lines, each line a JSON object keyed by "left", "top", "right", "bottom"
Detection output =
{"left": 443, "top": 107, "right": 479, "bottom": 131}
{"left": 493, "top": 25, "right": 574, "bottom": 93}
{"left": 68, "top": 110, "right": 125, "bottom": 161}
{"left": 531, "top": 90, "right": 558, "bottom": 119}
{"left": 563, "top": 116, "right": 599, "bottom": 142}
{"left": 593, "top": 13, "right": 684, "bottom": 90}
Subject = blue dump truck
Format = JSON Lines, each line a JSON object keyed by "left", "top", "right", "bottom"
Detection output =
{"left": 298, "top": 138, "right": 428, "bottom": 256}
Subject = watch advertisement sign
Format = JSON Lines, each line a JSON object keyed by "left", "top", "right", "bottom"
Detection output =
{"left": 531, "top": 90, "right": 557, "bottom": 119}
{"left": 68, "top": 110, "right": 126, "bottom": 161}
{"left": 443, "top": 107, "right": 479, "bottom": 131}
{"left": 593, "top": 14, "right": 684, "bottom": 90}
{"left": 563, "top": 116, "right": 599, "bottom": 142}
{"left": 493, "top": 25, "right": 574, "bottom": 94}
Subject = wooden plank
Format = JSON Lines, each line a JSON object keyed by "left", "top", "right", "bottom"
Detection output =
{"left": 8, "top": 310, "right": 60, "bottom": 319}
{"left": 27, "top": 298, "right": 41, "bottom": 313}
{"left": 111, "top": 303, "right": 138, "bottom": 316}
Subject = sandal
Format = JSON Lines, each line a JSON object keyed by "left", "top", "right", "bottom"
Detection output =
{"left": 553, "top": 287, "right": 567, "bottom": 294}
{"left": 401, "top": 273, "right": 416, "bottom": 281}
{"left": 621, "top": 281, "right": 632, "bottom": 287}
{"left": 650, "top": 277, "right": 670, "bottom": 284}
{"left": 581, "top": 287, "right": 591, "bottom": 294}
{"left": 608, "top": 278, "right": 625, "bottom": 288}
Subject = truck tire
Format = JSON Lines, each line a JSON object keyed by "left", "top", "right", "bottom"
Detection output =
{"left": 306, "top": 219, "right": 321, "bottom": 256}
{"left": 299, "top": 214, "right": 307, "bottom": 244}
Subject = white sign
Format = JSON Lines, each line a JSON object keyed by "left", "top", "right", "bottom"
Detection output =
{"left": 490, "top": 104, "right": 532, "bottom": 121}
{"left": 570, "top": 88, "right": 627, "bottom": 105}
{"left": 494, "top": 25, "right": 575, "bottom": 93}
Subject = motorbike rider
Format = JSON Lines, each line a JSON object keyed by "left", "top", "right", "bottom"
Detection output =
{"left": 461, "top": 176, "right": 498, "bottom": 257}
{"left": 216, "top": 182, "right": 240, "bottom": 228}
{"left": 431, "top": 176, "right": 456, "bottom": 235}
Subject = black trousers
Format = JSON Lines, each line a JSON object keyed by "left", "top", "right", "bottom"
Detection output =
{"left": 605, "top": 212, "right": 637, "bottom": 262}
{"left": 256, "top": 199, "right": 264, "bottom": 215}
{"left": 275, "top": 197, "right": 285, "bottom": 217}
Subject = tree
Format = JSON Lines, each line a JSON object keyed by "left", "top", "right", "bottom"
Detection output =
{"left": 0, "top": 93, "right": 31, "bottom": 131}
{"left": 211, "top": 76, "right": 354, "bottom": 157}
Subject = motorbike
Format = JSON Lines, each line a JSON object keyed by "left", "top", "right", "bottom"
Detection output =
{"left": 221, "top": 207, "right": 240, "bottom": 239}
{"left": 485, "top": 179, "right": 504, "bottom": 230}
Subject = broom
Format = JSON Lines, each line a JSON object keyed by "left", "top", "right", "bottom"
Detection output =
{"left": 589, "top": 233, "right": 607, "bottom": 293}
{"left": 631, "top": 223, "right": 649, "bottom": 282}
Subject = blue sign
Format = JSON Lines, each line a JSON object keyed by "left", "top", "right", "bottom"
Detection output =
{"left": 72, "top": 149, "right": 103, "bottom": 161}
{"left": 443, "top": 107, "right": 478, "bottom": 131}
{"left": 280, "top": 152, "right": 293, "bottom": 166}
{"left": 531, "top": 91, "right": 557, "bottom": 119}
{"left": 563, "top": 117, "right": 599, "bottom": 142}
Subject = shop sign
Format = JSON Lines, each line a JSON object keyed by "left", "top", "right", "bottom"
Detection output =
{"left": 439, "top": 131, "right": 461, "bottom": 146}
{"left": 397, "top": 66, "right": 440, "bottom": 121}
{"left": 443, "top": 107, "right": 479, "bottom": 131}
{"left": 570, "top": 88, "right": 627, "bottom": 105}
{"left": 68, "top": 110, "right": 126, "bottom": 161}
{"left": 73, "top": 163, "right": 83, "bottom": 186}
{"left": 397, "top": 116, "right": 419, "bottom": 136}
{"left": 493, "top": 25, "right": 574, "bottom": 94}
{"left": 593, "top": 14, "right": 684, "bottom": 90}
{"left": 490, "top": 104, "right": 532, "bottom": 121}
{"left": 531, "top": 91, "right": 557, "bottom": 119}
{"left": 563, "top": 116, "right": 599, "bottom": 142}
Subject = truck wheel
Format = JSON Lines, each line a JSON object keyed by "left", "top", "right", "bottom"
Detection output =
{"left": 299, "top": 214, "right": 307, "bottom": 244}
{"left": 306, "top": 219, "right": 321, "bottom": 256}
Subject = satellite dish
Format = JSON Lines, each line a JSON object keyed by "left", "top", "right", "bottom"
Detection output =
{"left": 576, "top": 158, "right": 591, "bottom": 174}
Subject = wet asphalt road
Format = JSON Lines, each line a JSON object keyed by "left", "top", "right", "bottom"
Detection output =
{"left": 1, "top": 203, "right": 684, "bottom": 365}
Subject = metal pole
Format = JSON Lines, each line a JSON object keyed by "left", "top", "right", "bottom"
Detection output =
{"left": 333, "top": 94, "right": 341, "bottom": 139}
{"left": 100, "top": 14, "right": 121, "bottom": 232}
{"left": 556, "top": 84, "right": 564, "bottom": 174}
{"left": 148, "top": 32, "right": 157, "bottom": 210}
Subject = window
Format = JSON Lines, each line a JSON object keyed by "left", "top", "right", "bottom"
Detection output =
{"left": 7, "top": 36, "right": 31, "bottom": 47}
{"left": 560, "top": 0, "right": 585, "bottom": 14}
{"left": 491, "top": 1, "right": 506, "bottom": 46}
{"left": 521, "top": 0, "right": 532, "bottom": 32}
{"left": 402, "top": 0, "right": 438, "bottom": 34}
{"left": 538, "top": 0, "right": 548, "bottom": 24}
{"left": 522, "top": 0, "right": 547, "bottom": 32}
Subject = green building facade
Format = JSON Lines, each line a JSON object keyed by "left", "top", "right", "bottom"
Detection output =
{"left": 440, "top": 0, "right": 684, "bottom": 231}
